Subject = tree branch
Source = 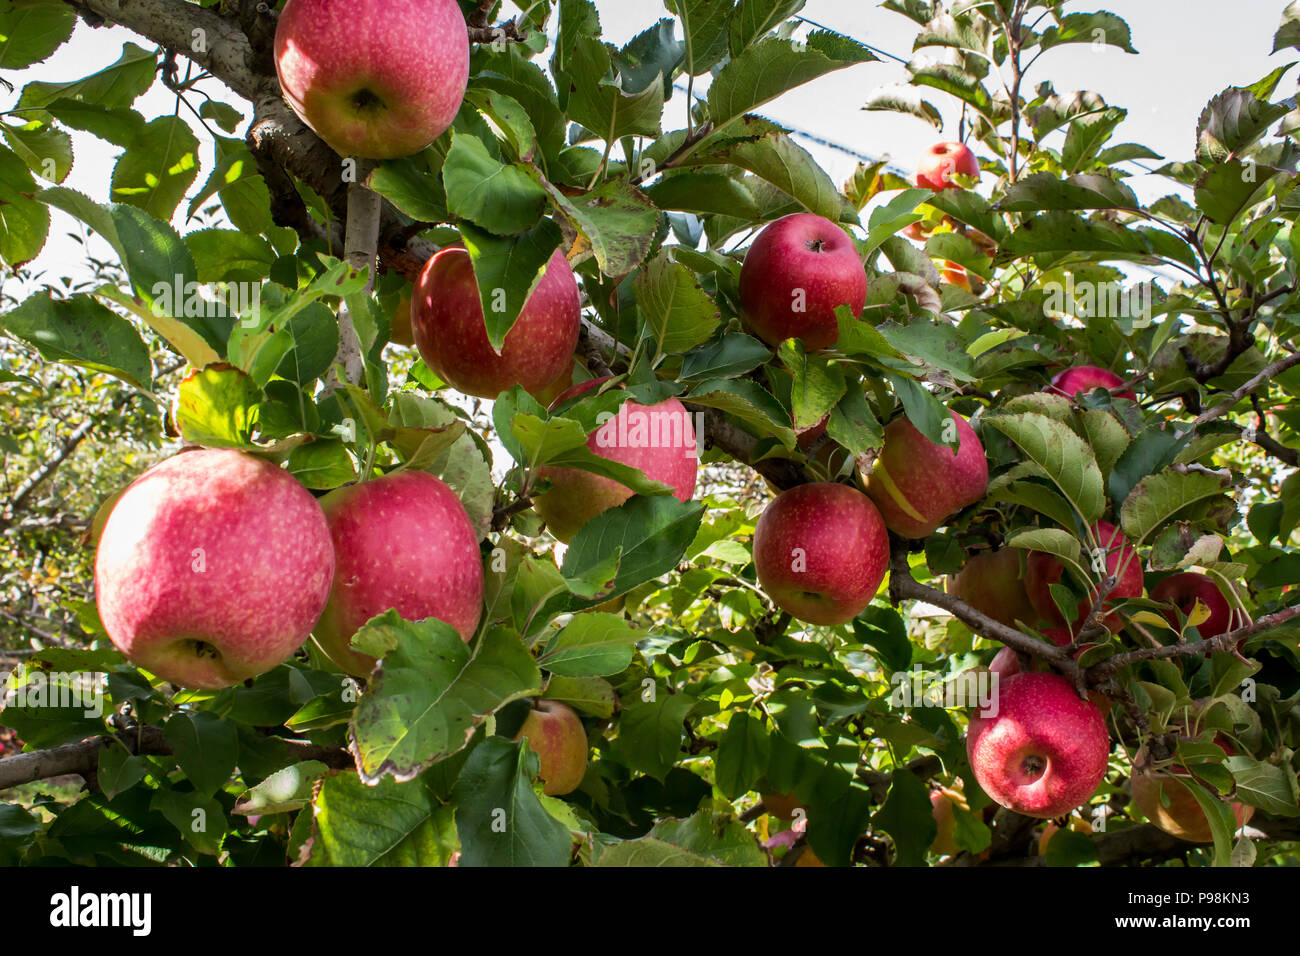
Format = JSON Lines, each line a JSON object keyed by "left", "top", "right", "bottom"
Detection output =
{"left": 0, "top": 725, "right": 350, "bottom": 792}
{"left": 1192, "top": 349, "right": 1300, "bottom": 426}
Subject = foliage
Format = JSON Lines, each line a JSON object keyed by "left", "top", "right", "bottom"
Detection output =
{"left": 0, "top": 0, "right": 1298, "bottom": 868}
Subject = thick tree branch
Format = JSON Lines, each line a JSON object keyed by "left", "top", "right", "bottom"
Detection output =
{"left": 0, "top": 725, "right": 350, "bottom": 792}
{"left": 887, "top": 542, "right": 1077, "bottom": 673}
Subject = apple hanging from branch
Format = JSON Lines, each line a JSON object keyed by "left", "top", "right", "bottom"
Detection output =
{"left": 94, "top": 449, "right": 335, "bottom": 689}
{"left": 752, "top": 482, "right": 890, "bottom": 626}
{"left": 412, "top": 246, "right": 580, "bottom": 401}
{"left": 514, "top": 699, "right": 589, "bottom": 796}
{"left": 274, "top": 0, "right": 470, "bottom": 159}
{"left": 312, "top": 470, "right": 484, "bottom": 677}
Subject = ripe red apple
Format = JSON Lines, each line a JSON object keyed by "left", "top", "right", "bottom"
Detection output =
{"left": 313, "top": 470, "right": 483, "bottom": 676}
{"left": 967, "top": 671, "right": 1110, "bottom": 819}
{"left": 1150, "top": 572, "right": 1235, "bottom": 638}
{"left": 533, "top": 377, "right": 698, "bottom": 542}
{"left": 738, "top": 213, "right": 868, "bottom": 351}
{"left": 916, "top": 142, "right": 980, "bottom": 190}
{"left": 1024, "top": 520, "right": 1143, "bottom": 632}
{"left": 95, "top": 449, "right": 334, "bottom": 689}
{"left": 514, "top": 699, "right": 588, "bottom": 796}
{"left": 413, "top": 245, "right": 579, "bottom": 400}
{"left": 1047, "top": 365, "right": 1136, "bottom": 401}
{"left": 1130, "top": 738, "right": 1254, "bottom": 843}
{"left": 274, "top": 0, "right": 469, "bottom": 159}
{"left": 865, "top": 410, "right": 988, "bottom": 539}
{"left": 752, "top": 482, "right": 890, "bottom": 626}
{"left": 390, "top": 292, "right": 415, "bottom": 347}
{"left": 947, "top": 549, "right": 1040, "bottom": 630}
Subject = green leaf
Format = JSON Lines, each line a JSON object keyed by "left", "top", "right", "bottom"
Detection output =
{"left": 460, "top": 218, "right": 563, "bottom": 351}
{"left": 1006, "top": 527, "right": 1084, "bottom": 569}
{"left": 452, "top": 736, "right": 572, "bottom": 866}
{"left": 862, "top": 84, "right": 944, "bottom": 131}
{"left": 1194, "top": 160, "right": 1276, "bottom": 226}
{"left": 596, "top": 836, "right": 722, "bottom": 865}
{"left": 111, "top": 115, "right": 201, "bottom": 222}
{"left": 667, "top": 0, "right": 734, "bottom": 75}
{"left": 869, "top": 768, "right": 935, "bottom": 867}
{"left": 1040, "top": 12, "right": 1137, "bottom": 53}
{"left": 1062, "top": 108, "right": 1125, "bottom": 173}
{"left": 610, "top": 693, "right": 694, "bottom": 780}
{"left": 162, "top": 711, "right": 239, "bottom": 799}
{"left": 188, "top": 137, "right": 274, "bottom": 235}
{"left": 906, "top": 56, "right": 994, "bottom": 123}
{"left": 553, "top": 0, "right": 664, "bottom": 140}
{"left": 444, "top": 131, "right": 548, "bottom": 235}
{"left": 680, "top": 333, "right": 771, "bottom": 381}
{"left": 2, "top": 118, "right": 73, "bottom": 183}
{"left": 563, "top": 495, "right": 706, "bottom": 609}
{"left": 2, "top": 291, "right": 153, "bottom": 388}
{"left": 540, "top": 177, "right": 659, "bottom": 276}
{"left": 43, "top": 98, "right": 145, "bottom": 147}
{"left": 0, "top": 144, "right": 48, "bottom": 266}
{"left": 96, "top": 744, "right": 149, "bottom": 801}
{"left": 0, "top": 803, "right": 40, "bottom": 865}
{"left": 1224, "top": 756, "right": 1300, "bottom": 816}
{"left": 685, "top": 377, "right": 797, "bottom": 447}
{"left": 287, "top": 439, "right": 357, "bottom": 489}
{"left": 984, "top": 412, "right": 1105, "bottom": 523}
{"left": 705, "top": 132, "right": 856, "bottom": 222}
{"left": 17, "top": 41, "right": 156, "bottom": 110}
{"left": 1120, "top": 469, "right": 1229, "bottom": 544}
{"left": 996, "top": 172, "right": 1139, "bottom": 212}
{"left": 708, "top": 33, "right": 877, "bottom": 131}
{"left": 0, "top": 0, "right": 75, "bottom": 68}
{"left": 637, "top": 249, "right": 722, "bottom": 353}
{"left": 778, "top": 339, "right": 847, "bottom": 428}
{"left": 1197, "top": 88, "right": 1289, "bottom": 165}
{"left": 310, "top": 772, "right": 457, "bottom": 867}
{"left": 1182, "top": 776, "right": 1237, "bottom": 867}
{"left": 645, "top": 170, "right": 761, "bottom": 218}
{"left": 174, "top": 364, "right": 261, "bottom": 448}
{"left": 1044, "top": 827, "right": 1100, "bottom": 867}
{"left": 730, "top": 0, "right": 805, "bottom": 55}
{"left": 186, "top": 227, "right": 276, "bottom": 283}
{"left": 878, "top": 320, "right": 977, "bottom": 381}
{"left": 151, "top": 790, "right": 226, "bottom": 855}
{"left": 852, "top": 605, "right": 911, "bottom": 672}
{"left": 640, "top": 811, "right": 767, "bottom": 866}
{"left": 883, "top": 372, "right": 951, "bottom": 446}
{"left": 544, "top": 674, "right": 617, "bottom": 718}
{"left": 715, "top": 712, "right": 771, "bottom": 799}
{"left": 1080, "top": 409, "right": 1130, "bottom": 477}
{"left": 349, "top": 614, "right": 543, "bottom": 783}
{"left": 539, "top": 612, "right": 642, "bottom": 677}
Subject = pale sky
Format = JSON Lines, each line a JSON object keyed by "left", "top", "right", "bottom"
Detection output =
{"left": 5, "top": 1, "right": 1293, "bottom": 288}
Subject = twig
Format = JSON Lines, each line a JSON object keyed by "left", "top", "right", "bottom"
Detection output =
{"left": 1192, "top": 350, "right": 1300, "bottom": 425}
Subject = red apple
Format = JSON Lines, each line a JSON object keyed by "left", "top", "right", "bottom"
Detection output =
{"left": 738, "top": 213, "right": 868, "bottom": 351}
{"left": 753, "top": 482, "right": 890, "bottom": 626}
{"left": 514, "top": 699, "right": 588, "bottom": 796}
{"left": 916, "top": 142, "right": 980, "bottom": 191}
{"left": 1048, "top": 366, "right": 1136, "bottom": 401}
{"left": 967, "top": 671, "right": 1110, "bottom": 819}
{"left": 95, "top": 449, "right": 334, "bottom": 689}
{"left": 313, "top": 470, "right": 483, "bottom": 676}
{"left": 274, "top": 0, "right": 469, "bottom": 159}
{"left": 1130, "top": 738, "right": 1254, "bottom": 843}
{"left": 413, "top": 245, "right": 579, "bottom": 400}
{"left": 1024, "top": 520, "right": 1143, "bottom": 632}
{"left": 533, "top": 377, "right": 698, "bottom": 542}
{"left": 865, "top": 410, "right": 988, "bottom": 539}
{"left": 942, "top": 260, "right": 971, "bottom": 290}
{"left": 1150, "top": 572, "right": 1235, "bottom": 639}
{"left": 947, "top": 549, "right": 1040, "bottom": 630}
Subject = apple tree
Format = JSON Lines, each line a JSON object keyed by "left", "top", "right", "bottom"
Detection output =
{"left": 1, "top": 0, "right": 1299, "bottom": 869}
